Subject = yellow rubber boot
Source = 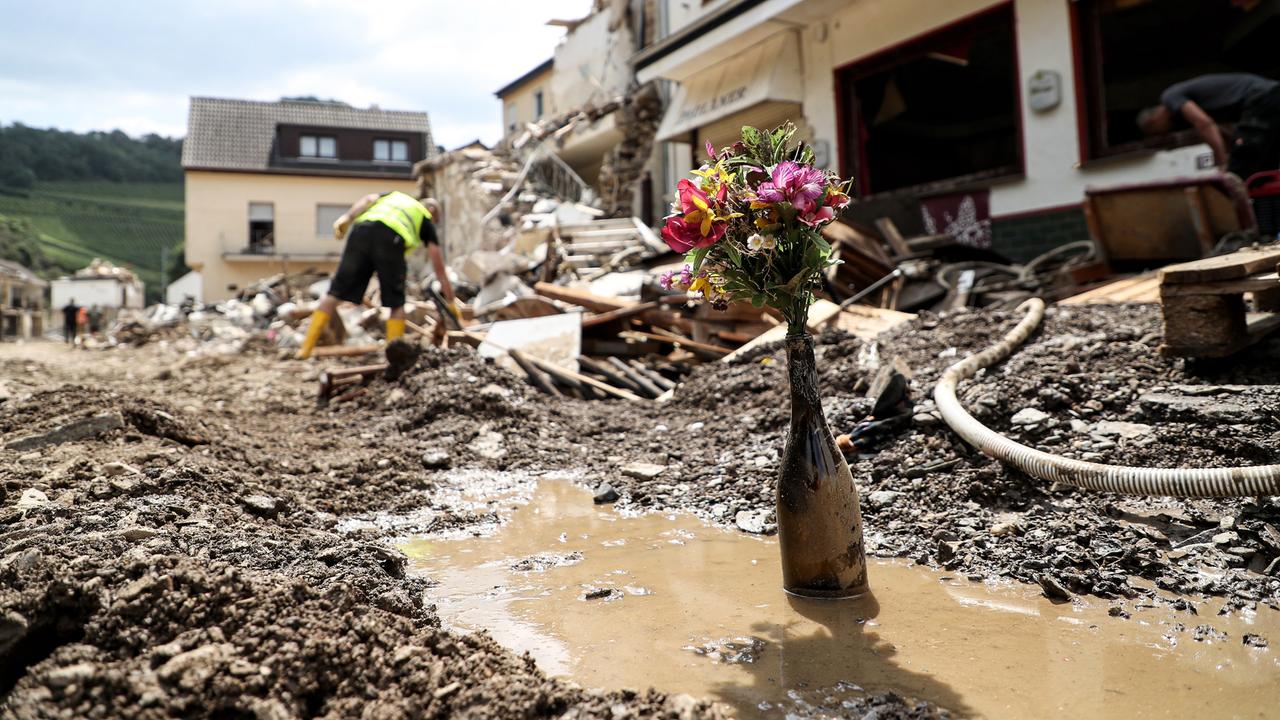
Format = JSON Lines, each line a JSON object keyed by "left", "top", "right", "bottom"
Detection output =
{"left": 296, "top": 309, "right": 330, "bottom": 359}
{"left": 386, "top": 317, "right": 405, "bottom": 343}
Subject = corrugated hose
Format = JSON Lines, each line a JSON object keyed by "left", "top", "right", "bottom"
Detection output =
{"left": 933, "top": 298, "right": 1280, "bottom": 497}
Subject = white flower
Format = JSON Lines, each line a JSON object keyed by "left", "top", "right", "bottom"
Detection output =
{"left": 760, "top": 235, "right": 777, "bottom": 251}
{"left": 747, "top": 233, "right": 765, "bottom": 252}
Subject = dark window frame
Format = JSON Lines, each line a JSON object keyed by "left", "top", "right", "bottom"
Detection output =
{"left": 834, "top": 2, "right": 1024, "bottom": 200}
{"left": 300, "top": 134, "right": 338, "bottom": 160}
{"left": 373, "top": 138, "right": 409, "bottom": 163}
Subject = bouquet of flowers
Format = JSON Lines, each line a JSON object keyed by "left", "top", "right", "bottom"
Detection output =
{"left": 659, "top": 123, "right": 851, "bottom": 331}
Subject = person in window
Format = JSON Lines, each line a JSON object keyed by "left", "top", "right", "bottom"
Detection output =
{"left": 295, "top": 191, "right": 458, "bottom": 367}
{"left": 1138, "top": 73, "right": 1280, "bottom": 180}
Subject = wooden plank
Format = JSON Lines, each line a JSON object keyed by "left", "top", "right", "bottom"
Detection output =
{"left": 720, "top": 299, "right": 845, "bottom": 363}
{"left": 1160, "top": 247, "right": 1280, "bottom": 284}
{"left": 311, "top": 344, "right": 381, "bottom": 358}
{"left": 1110, "top": 277, "right": 1163, "bottom": 303}
{"left": 1058, "top": 274, "right": 1159, "bottom": 305}
{"left": 582, "top": 301, "right": 658, "bottom": 329}
{"left": 1160, "top": 271, "right": 1280, "bottom": 297}
{"left": 874, "top": 218, "right": 913, "bottom": 257}
{"left": 621, "top": 329, "right": 731, "bottom": 358}
{"left": 831, "top": 305, "right": 917, "bottom": 340}
{"left": 459, "top": 329, "right": 646, "bottom": 402}
{"left": 533, "top": 282, "right": 636, "bottom": 313}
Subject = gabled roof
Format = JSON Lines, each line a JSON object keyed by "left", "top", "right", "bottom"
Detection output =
{"left": 0, "top": 259, "right": 47, "bottom": 287}
{"left": 182, "top": 97, "right": 434, "bottom": 173}
{"left": 495, "top": 58, "right": 554, "bottom": 98}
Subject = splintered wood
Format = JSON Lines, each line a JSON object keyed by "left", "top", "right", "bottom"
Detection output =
{"left": 1157, "top": 247, "right": 1280, "bottom": 358}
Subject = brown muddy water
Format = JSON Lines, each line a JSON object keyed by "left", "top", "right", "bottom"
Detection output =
{"left": 401, "top": 477, "right": 1279, "bottom": 719}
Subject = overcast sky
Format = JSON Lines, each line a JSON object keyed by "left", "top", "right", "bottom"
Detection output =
{"left": 0, "top": 0, "right": 592, "bottom": 149}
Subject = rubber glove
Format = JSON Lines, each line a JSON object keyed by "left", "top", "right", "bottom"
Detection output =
{"left": 332, "top": 217, "right": 351, "bottom": 240}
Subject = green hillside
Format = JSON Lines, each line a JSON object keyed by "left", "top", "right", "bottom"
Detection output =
{"left": 0, "top": 182, "right": 183, "bottom": 300}
{"left": 0, "top": 123, "right": 187, "bottom": 303}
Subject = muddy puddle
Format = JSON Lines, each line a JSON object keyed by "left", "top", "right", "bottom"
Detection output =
{"left": 402, "top": 479, "right": 1279, "bottom": 719}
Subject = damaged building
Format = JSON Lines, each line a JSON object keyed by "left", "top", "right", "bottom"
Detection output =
{"left": 638, "top": 0, "right": 1280, "bottom": 261}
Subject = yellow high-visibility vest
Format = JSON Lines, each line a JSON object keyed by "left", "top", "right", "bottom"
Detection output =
{"left": 355, "top": 191, "right": 432, "bottom": 253}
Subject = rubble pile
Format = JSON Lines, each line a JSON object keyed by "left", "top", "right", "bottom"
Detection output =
{"left": 598, "top": 81, "right": 664, "bottom": 218}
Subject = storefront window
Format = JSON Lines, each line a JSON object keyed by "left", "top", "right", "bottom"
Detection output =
{"left": 1075, "top": 0, "right": 1280, "bottom": 160}
{"left": 836, "top": 4, "right": 1020, "bottom": 196}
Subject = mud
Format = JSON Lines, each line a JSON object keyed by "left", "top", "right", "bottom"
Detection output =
{"left": 3, "top": 301, "right": 1280, "bottom": 718}
{"left": 0, "top": 345, "right": 726, "bottom": 719}
{"left": 405, "top": 480, "right": 1280, "bottom": 720}
{"left": 341, "top": 304, "right": 1280, "bottom": 609}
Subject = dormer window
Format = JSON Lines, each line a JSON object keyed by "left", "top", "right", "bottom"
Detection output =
{"left": 300, "top": 135, "right": 337, "bottom": 159}
{"left": 374, "top": 138, "right": 409, "bottom": 163}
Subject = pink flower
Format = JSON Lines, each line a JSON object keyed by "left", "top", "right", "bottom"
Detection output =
{"left": 663, "top": 180, "right": 731, "bottom": 253}
{"left": 755, "top": 161, "right": 826, "bottom": 212}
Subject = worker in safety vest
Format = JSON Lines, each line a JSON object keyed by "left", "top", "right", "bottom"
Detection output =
{"left": 296, "top": 191, "right": 458, "bottom": 359}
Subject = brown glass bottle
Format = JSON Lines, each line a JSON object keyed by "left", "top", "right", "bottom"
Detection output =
{"left": 776, "top": 333, "right": 869, "bottom": 598}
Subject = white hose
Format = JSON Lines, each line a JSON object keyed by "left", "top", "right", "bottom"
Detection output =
{"left": 934, "top": 298, "right": 1280, "bottom": 497}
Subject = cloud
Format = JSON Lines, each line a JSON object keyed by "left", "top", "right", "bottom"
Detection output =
{"left": 0, "top": 0, "right": 592, "bottom": 147}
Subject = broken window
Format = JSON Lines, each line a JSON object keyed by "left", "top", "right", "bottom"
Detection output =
{"left": 535, "top": 90, "right": 545, "bottom": 120}
{"left": 1076, "top": 0, "right": 1280, "bottom": 159}
{"left": 506, "top": 102, "right": 518, "bottom": 134}
{"left": 374, "top": 139, "right": 409, "bottom": 163}
{"left": 248, "top": 202, "right": 275, "bottom": 253}
{"left": 300, "top": 135, "right": 337, "bottom": 159}
{"left": 837, "top": 5, "right": 1020, "bottom": 196}
{"left": 316, "top": 204, "right": 347, "bottom": 237}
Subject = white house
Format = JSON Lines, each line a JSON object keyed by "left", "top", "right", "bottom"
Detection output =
{"left": 165, "top": 270, "right": 203, "bottom": 305}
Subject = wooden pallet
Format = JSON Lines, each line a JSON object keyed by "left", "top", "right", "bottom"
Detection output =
{"left": 1158, "top": 248, "right": 1280, "bottom": 357}
{"left": 1058, "top": 273, "right": 1162, "bottom": 305}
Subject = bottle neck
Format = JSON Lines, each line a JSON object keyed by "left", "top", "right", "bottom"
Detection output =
{"left": 784, "top": 333, "right": 822, "bottom": 424}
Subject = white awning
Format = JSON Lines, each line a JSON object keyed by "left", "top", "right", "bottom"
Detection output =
{"left": 655, "top": 31, "right": 804, "bottom": 143}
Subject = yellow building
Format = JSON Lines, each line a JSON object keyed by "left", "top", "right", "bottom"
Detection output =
{"left": 182, "top": 97, "right": 434, "bottom": 301}
{"left": 496, "top": 59, "right": 554, "bottom": 137}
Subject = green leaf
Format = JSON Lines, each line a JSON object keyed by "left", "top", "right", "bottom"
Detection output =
{"left": 751, "top": 293, "right": 766, "bottom": 308}
{"left": 724, "top": 242, "right": 743, "bottom": 267}
{"left": 741, "top": 126, "right": 762, "bottom": 149}
{"left": 688, "top": 246, "right": 710, "bottom": 273}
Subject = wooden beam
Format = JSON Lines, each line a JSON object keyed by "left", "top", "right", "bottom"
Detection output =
{"left": 620, "top": 328, "right": 731, "bottom": 358}
{"left": 311, "top": 344, "right": 381, "bottom": 358}
{"left": 582, "top": 301, "right": 658, "bottom": 329}
{"left": 533, "top": 282, "right": 636, "bottom": 313}
{"left": 1160, "top": 247, "right": 1280, "bottom": 283}
{"left": 874, "top": 217, "right": 913, "bottom": 258}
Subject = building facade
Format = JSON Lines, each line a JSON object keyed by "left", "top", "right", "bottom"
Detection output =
{"left": 498, "top": 60, "right": 555, "bottom": 137}
{"left": 639, "top": 0, "right": 1277, "bottom": 260}
{"left": 182, "top": 98, "right": 433, "bottom": 301}
{"left": 0, "top": 260, "right": 47, "bottom": 340}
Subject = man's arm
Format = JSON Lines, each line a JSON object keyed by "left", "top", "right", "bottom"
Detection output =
{"left": 333, "top": 193, "right": 381, "bottom": 239}
{"left": 427, "top": 243, "right": 457, "bottom": 308}
{"left": 1180, "top": 100, "right": 1230, "bottom": 170}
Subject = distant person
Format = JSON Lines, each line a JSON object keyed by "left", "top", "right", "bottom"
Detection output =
{"left": 61, "top": 299, "right": 80, "bottom": 345}
{"left": 1138, "top": 72, "right": 1280, "bottom": 179}
{"left": 295, "top": 191, "right": 458, "bottom": 366}
{"left": 76, "top": 306, "right": 89, "bottom": 342}
{"left": 88, "top": 305, "right": 103, "bottom": 335}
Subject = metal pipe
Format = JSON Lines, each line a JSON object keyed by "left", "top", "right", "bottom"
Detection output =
{"left": 934, "top": 298, "right": 1280, "bottom": 497}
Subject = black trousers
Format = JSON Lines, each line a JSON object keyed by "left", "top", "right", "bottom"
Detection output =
{"left": 328, "top": 222, "right": 408, "bottom": 308}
